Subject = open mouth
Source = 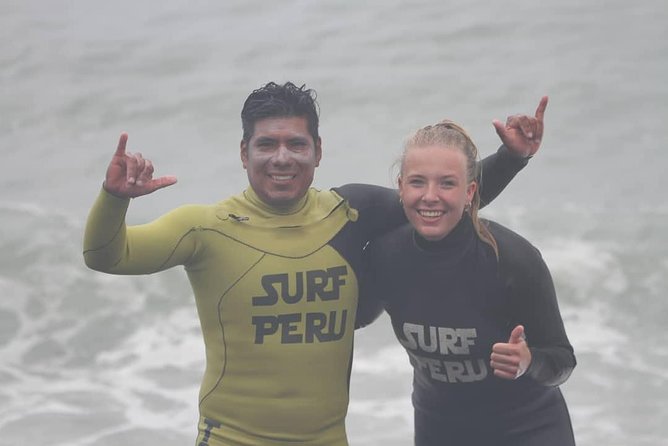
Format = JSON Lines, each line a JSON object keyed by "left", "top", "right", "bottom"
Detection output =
{"left": 418, "top": 210, "right": 445, "bottom": 218}
{"left": 270, "top": 174, "right": 296, "bottom": 181}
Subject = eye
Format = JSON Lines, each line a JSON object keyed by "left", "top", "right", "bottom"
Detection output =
{"left": 409, "top": 178, "right": 425, "bottom": 187}
{"left": 440, "top": 179, "right": 457, "bottom": 188}
{"left": 289, "top": 139, "right": 309, "bottom": 150}
{"left": 256, "top": 140, "right": 276, "bottom": 150}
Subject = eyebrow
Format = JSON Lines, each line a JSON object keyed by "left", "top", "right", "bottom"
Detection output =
{"left": 255, "top": 136, "right": 277, "bottom": 144}
{"left": 254, "top": 136, "right": 310, "bottom": 144}
{"left": 406, "top": 173, "right": 458, "bottom": 180}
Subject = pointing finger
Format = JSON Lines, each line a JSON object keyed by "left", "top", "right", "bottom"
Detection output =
{"left": 535, "top": 96, "right": 548, "bottom": 122}
{"left": 115, "top": 132, "right": 128, "bottom": 157}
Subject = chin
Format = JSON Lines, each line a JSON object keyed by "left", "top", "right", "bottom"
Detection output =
{"left": 267, "top": 194, "right": 300, "bottom": 207}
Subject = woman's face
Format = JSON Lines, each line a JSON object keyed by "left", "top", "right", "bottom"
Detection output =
{"left": 398, "top": 144, "right": 476, "bottom": 241}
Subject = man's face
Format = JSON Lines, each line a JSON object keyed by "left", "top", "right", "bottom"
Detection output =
{"left": 241, "top": 116, "right": 321, "bottom": 209}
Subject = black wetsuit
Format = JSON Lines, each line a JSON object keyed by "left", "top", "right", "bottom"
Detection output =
{"left": 360, "top": 215, "right": 576, "bottom": 446}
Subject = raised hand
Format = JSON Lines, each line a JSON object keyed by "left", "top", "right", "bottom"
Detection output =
{"left": 103, "top": 133, "right": 177, "bottom": 198}
{"left": 490, "top": 325, "right": 532, "bottom": 380}
{"left": 493, "top": 96, "right": 548, "bottom": 158}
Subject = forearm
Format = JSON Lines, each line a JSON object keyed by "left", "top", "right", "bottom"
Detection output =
{"left": 83, "top": 188, "right": 132, "bottom": 272}
{"left": 526, "top": 345, "right": 576, "bottom": 386}
{"left": 83, "top": 188, "right": 197, "bottom": 274}
{"left": 478, "top": 146, "right": 530, "bottom": 208}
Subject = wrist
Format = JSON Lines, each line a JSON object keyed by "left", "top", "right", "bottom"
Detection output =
{"left": 500, "top": 144, "right": 533, "bottom": 160}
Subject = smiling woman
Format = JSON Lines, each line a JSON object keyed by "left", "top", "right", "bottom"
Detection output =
{"left": 360, "top": 118, "right": 576, "bottom": 446}
{"left": 399, "top": 143, "right": 475, "bottom": 242}
{"left": 398, "top": 121, "right": 497, "bottom": 253}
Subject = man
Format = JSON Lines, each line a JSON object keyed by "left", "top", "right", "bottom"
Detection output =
{"left": 83, "top": 82, "right": 547, "bottom": 445}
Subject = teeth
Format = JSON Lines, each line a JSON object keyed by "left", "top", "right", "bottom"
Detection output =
{"left": 272, "top": 175, "right": 294, "bottom": 181}
{"left": 419, "top": 210, "right": 444, "bottom": 218}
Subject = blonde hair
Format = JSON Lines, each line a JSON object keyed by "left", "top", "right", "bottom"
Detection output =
{"left": 399, "top": 120, "right": 498, "bottom": 257}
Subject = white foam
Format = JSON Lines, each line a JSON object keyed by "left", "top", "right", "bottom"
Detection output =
{"left": 352, "top": 344, "right": 413, "bottom": 375}
{"left": 541, "top": 237, "right": 628, "bottom": 300}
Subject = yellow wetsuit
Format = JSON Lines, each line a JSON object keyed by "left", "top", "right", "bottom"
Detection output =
{"left": 84, "top": 186, "right": 364, "bottom": 445}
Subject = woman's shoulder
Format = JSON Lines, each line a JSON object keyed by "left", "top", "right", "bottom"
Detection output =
{"left": 483, "top": 219, "right": 545, "bottom": 270}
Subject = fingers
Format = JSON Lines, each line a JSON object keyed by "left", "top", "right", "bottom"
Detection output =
{"left": 149, "top": 175, "right": 178, "bottom": 192}
{"left": 535, "top": 96, "right": 548, "bottom": 122}
{"left": 507, "top": 115, "right": 535, "bottom": 140}
{"left": 492, "top": 119, "right": 506, "bottom": 138}
{"left": 490, "top": 347, "right": 523, "bottom": 380}
{"left": 124, "top": 152, "right": 146, "bottom": 185}
{"left": 490, "top": 350, "right": 521, "bottom": 378}
{"left": 534, "top": 96, "right": 548, "bottom": 142}
{"left": 491, "top": 326, "right": 531, "bottom": 380}
{"left": 115, "top": 132, "right": 129, "bottom": 157}
{"left": 135, "top": 158, "right": 153, "bottom": 187}
{"left": 129, "top": 155, "right": 176, "bottom": 192}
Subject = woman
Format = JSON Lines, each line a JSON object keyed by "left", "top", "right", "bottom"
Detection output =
{"left": 359, "top": 120, "right": 576, "bottom": 445}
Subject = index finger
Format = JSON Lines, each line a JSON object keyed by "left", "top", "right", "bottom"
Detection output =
{"left": 535, "top": 96, "right": 548, "bottom": 122}
{"left": 115, "top": 132, "right": 129, "bottom": 157}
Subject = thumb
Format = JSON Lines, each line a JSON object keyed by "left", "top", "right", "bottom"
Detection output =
{"left": 492, "top": 119, "right": 506, "bottom": 138}
{"left": 508, "top": 325, "right": 525, "bottom": 344}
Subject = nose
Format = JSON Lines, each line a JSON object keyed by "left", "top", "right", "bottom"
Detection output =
{"left": 422, "top": 182, "right": 439, "bottom": 203}
{"left": 272, "top": 144, "right": 291, "bottom": 165}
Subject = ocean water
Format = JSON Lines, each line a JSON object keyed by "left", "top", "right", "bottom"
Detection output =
{"left": 1, "top": 0, "right": 667, "bottom": 444}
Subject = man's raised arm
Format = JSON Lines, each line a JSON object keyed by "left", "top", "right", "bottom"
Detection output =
{"left": 83, "top": 133, "right": 191, "bottom": 274}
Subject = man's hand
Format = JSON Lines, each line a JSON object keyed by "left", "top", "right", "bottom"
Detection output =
{"left": 103, "top": 133, "right": 177, "bottom": 198}
{"left": 490, "top": 325, "right": 532, "bottom": 380}
{"left": 493, "top": 96, "right": 548, "bottom": 158}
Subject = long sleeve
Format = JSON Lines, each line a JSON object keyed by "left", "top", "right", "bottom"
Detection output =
{"left": 478, "top": 146, "right": 530, "bottom": 208}
{"left": 83, "top": 188, "right": 202, "bottom": 274}
{"left": 519, "top": 255, "right": 576, "bottom": 386}
{"left": 354, "top": 239, "right": 387, "bottom": 329}
{"left": 493, "top": 221, "right": 576, "bottom": 386}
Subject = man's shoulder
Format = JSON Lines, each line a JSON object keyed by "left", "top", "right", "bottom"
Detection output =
{"left": 332, "top": 183, "right": 398, "bottom": 208}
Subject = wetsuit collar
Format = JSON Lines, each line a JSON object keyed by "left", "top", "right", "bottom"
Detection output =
{"left": 414, "top": 213, "right": 475, "bottom": 253}
{"left": 243, "top": 186, "right": 310, "bottom": 216}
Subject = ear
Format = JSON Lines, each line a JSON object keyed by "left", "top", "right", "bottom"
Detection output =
{"left": 466, "top": 181, "right": 477, "bottom": 203}
{"left": 240, "top": 139, "right": 249, "bottom": 169}
{"left": 314, "top": 137, "right": 322, "bottom": 167}
{"left": 397, "top": 176, "right": 405, "bottom": 201}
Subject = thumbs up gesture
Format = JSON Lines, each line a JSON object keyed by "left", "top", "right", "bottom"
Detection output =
{"left": 490, "top": 325, "right": 532, "bottom": 380}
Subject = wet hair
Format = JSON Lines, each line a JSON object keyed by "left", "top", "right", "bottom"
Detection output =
{"left": 241, "top": 82, "right": 320, "bottom": 143}
{"left": 399, "top": 120, "right": 499, "bottom": 257}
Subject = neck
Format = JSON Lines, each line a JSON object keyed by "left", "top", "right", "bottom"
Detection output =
{"left": 244, "top": 187, "right": 310, "bottom": 215}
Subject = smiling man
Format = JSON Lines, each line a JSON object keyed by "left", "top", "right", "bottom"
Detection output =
{"left": 83, "top": 82, "right": 544, "bottom": 445}
{"left": 241, "top": 116, "right": 321, "bottom": 209}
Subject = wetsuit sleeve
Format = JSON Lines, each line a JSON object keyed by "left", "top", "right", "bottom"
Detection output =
{"left": 334, "top": 184, "right": 405, "bottom": 238}
{"left": 495, "top": 224, "right": 576, "bottom": 386}
{"left": 83, "top": 188, "right": 200, "bottom": 274}
{"left": 478, "top": 146, "right": 530, "bottom": 208}
{"left": 355, "top": 240, "right": 386, "bottom": 329}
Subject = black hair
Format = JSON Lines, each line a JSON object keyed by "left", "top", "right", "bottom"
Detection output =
{"left": 241, "top": 82, "right": 320, "bottom": 143}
